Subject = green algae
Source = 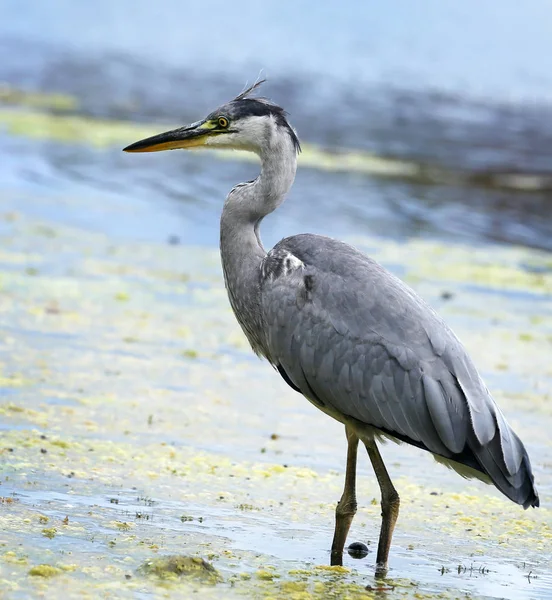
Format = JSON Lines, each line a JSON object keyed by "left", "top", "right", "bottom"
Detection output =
{"left": 28, "top": 564, "right": 62, "bottom": 578}
{"left": 3, "top": 552, "right": 28, "bottom": 566}
{"left": 370, "top": 236, "right": 552, "bottom": 296}
{"left": 418, "top": 257, "right": 552, "bottom": 294}
{"left": 50, "top": 439, "right": 70, "bottom": 449}
{"left": 235, "top": 567, "right": 380, "bottom": 600}
{"left": 0, "top": 373, "right": 34, "bottom": 388}
{"left": 139, "top": 555, "right": 221, "bottom": 583}
{"left": 0, "top": 109, "right": 152, "bottom": 149}
{"left": 0, "top": 85, "right": 78, "bottom": 112}
{"left": 41, "top": 528, "right": 57, "bottom": 539}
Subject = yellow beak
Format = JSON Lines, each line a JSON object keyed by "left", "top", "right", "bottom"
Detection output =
{"left": 123, "top": 120, "right": 212, "bottom": 153}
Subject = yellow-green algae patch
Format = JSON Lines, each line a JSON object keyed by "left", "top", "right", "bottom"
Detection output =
{"left": 365, "top": 235, "right": 552, "bottom": 296}
{"left": 28, "top": 564, "right": 62, "bottom": 577}
{"left": 0, "top": 85, "right": 78, "bottom": 112}
{"left": 41, "top": 527, "right": 57, "bottom": 539}
{"left": 0, "top": 372, "right": 34, "bottom": 388}
{"left": 414, "top": 255, "right": 552, "bottom": 294}
{"left": 139, "top": 555, "right": 221, "bottom": 583}
{"left": 232, "top": 569, "right": 380, "bottom": 600}
{"left": 3, "top": 551, "right": 28, "bottom": 566}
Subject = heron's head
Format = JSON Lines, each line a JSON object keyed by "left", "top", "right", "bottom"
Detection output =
{"left": 123, "top": 80, "right": 300, "bottom": 157}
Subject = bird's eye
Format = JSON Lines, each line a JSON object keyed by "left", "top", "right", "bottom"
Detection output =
{"left": 218, "top": 116, "right": 229, "bottom": 128}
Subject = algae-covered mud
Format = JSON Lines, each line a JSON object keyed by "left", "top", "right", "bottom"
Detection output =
{"left": 0, "top": 189, "right": 551, "bottom": 599}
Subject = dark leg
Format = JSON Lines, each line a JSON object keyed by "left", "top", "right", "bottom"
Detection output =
{"left": 364, "top": 440, "right": 400, "bottom": 576}
{"left": 330, "top": 426, "right": 359, "bottom": 566}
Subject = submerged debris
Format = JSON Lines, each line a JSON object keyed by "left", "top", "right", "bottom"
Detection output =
{"left": 347, "top": 542, "right": 369, "bottom": 559}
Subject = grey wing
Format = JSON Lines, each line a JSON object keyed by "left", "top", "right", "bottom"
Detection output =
{"left": 261, "top": 234, "right": 538, "bottom": 509}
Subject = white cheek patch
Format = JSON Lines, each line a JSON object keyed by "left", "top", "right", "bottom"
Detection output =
{"left": 204, "top": 133, "right": 237, "bottom": 147}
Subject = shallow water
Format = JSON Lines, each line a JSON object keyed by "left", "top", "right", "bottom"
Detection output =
{"left": 1, "top": 3, "right": 552, "bottom": 598}
{"left": 0, "top": 189, "right": 551, "bottom": 599}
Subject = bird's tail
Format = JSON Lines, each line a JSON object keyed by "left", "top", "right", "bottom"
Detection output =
{"left": 470, "top": 407, "right": 539, "bottom": 509}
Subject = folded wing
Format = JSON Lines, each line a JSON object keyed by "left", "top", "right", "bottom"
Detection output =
{"left": 261, "top": 234, "right": 539, "bottom": 509}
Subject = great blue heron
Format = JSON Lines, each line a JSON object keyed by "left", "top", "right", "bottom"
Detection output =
{"left": 124, "top": 80, "right": 539, "bottom": 575}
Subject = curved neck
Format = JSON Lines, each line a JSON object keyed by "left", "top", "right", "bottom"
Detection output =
{"left": 222, "top": 133, "right": 297, "bottom": 229}
{"left": 220, "top": 133, "right": 297, "bottom": 354}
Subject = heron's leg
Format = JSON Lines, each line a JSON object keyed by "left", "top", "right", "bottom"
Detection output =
{"left": 330, "top": 426, "right": 359, "bottom": 566}
{"left": 364, "top": 440, "right": 400, "bottom": 576}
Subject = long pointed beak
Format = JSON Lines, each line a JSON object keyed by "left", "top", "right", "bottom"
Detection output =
{"left": 123, "top": 120, "right": 211, "bottom": 153}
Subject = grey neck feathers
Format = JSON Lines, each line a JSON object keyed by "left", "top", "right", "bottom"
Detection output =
{"left": 220, "top": 130, "right": 298, "bottom": 354}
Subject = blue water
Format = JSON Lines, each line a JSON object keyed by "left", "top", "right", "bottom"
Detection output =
{"left": 1, "top": 0, "right": 552, "bottom": 250}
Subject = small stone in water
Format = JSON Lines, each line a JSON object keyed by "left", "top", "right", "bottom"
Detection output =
{"left": 347, "top": 541, "right": 369, "bottom": 559}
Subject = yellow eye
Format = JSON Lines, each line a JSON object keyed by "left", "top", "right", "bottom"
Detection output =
{"left": 218, "top": 116, "right": 229, "bottom": 128}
